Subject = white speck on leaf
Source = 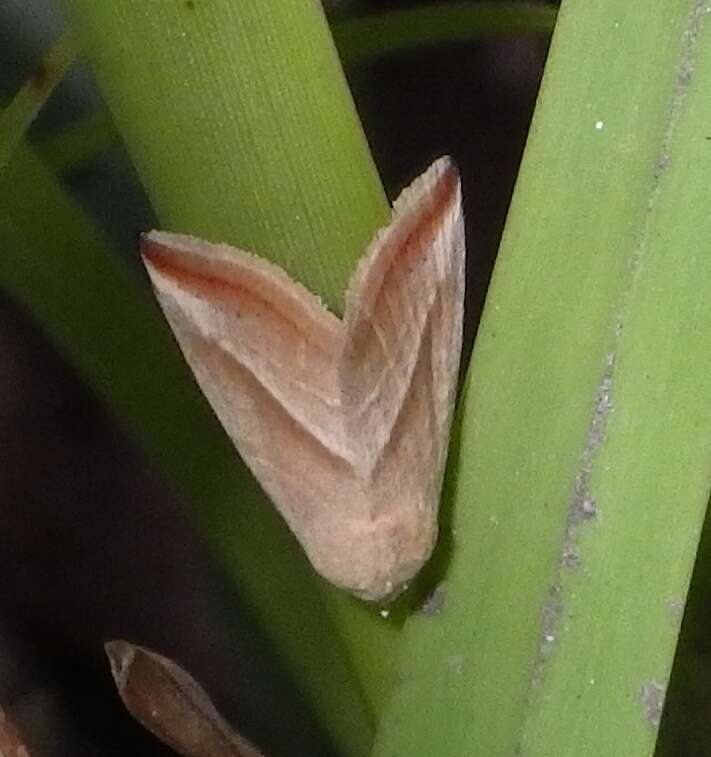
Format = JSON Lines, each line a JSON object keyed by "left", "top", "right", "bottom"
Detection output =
{"left": 446, "top": 655, "right": 466, "bottom": 675}
{"left": 421, "top": 584, "right": 448, "bottom": 616}
{"left": 641, "top": 680, "right": 666, "bottom": 727}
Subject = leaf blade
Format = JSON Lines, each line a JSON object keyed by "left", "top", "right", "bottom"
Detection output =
{"left": 372, "top": 2, "right": 711, "bottom": 755}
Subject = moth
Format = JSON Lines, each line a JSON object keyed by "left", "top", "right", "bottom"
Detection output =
{"left": 141, "top": 156, "right": 465, "bottom": 601}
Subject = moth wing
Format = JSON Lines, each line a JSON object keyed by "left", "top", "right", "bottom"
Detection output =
{"left": 141, "top": 232, "right": 389, "bottom": 597}
{"left": 141, "top": 156, "right": 465, "bottom": 603}
{"left": 141, "top": 231, "right": 353, "bottom": 464}
{"left": 341, "top": 156, "right": 465, "bottom": 482}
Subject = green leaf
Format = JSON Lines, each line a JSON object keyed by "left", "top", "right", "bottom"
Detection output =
{"left": 373, "top": 1, "right": 711, "bottom": 755}
{"left": 56, "top": 0, "right": 400, "bottom": 752}
{"left": 0, "top": 30, "right": 78, "bottom": 169}
{"left": 63, "top": 0, "right": 389, "bottom": 314}
{"left": 332, "top": 2, "right": 556, "bottom": 67}
{"left": 0, "top": 144, "right": 368, "bottom": 755}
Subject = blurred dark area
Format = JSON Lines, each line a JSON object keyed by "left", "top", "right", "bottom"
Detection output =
{"left": 22, "top": 1, "right": 711, "bottom": 756}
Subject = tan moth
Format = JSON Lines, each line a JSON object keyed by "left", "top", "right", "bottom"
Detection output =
{"left": 141, "top": 156, "right": 465, "bottom": 601}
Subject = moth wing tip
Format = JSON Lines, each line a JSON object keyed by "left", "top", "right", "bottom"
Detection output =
{"left": 390, "top": 155, "right": 461, "bottom": 220}
{"left": 424, "top": 153, "right": 457, "bottom": 179}
{"left": 429, "top": 154, "right": 461, "bottom": 199}
{"left": 139, "top": 229, "right": 183, "bottom": 262}
{"left": 139, "top": 231, "right": 209, "bottom": 285}
{"left": 139, "top": 230, "right": 167, "bottom": 270}
{"left": 431, "top": 153, "right": 457, "bottom": 174}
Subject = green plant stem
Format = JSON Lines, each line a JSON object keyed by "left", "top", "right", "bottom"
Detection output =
{"left": 0, "top": 144, "right": 373, "bottom": 755}
{"left": 332, "top": 2, "right": 557, "bottom": 66}
{"left": 58, "top": 0, "right": 401, "bottom": 750}
{"left": 0, "top": 30, "right": 79, "bottom": 169}
{"left": 373, "top": 1, "right": 711, "bottom": 755}
{"left": 63, "top": 0, "right": 389, "bottom": 313}
{"left": 34, "top": 107, "right": 118, "bottom": 172}
{"left": 33, "top": 3, "right": 557, "bottom": 176}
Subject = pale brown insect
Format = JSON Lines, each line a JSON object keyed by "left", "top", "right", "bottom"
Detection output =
{"left": 141, "top": 157, "right": 465, "bottom": 601}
